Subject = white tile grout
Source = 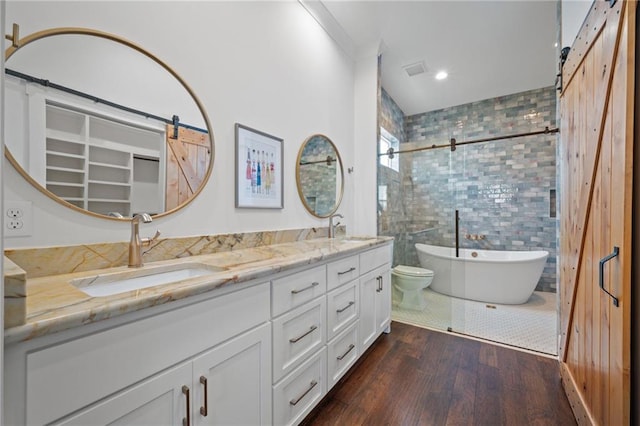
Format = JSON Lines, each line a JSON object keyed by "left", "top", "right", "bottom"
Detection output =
{"left": 392, "top": 289, "right": 558, "bottom": 355}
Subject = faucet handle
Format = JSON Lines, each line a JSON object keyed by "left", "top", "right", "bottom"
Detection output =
{"left": 142, "top": 230, "right": 161, "bottom": 246}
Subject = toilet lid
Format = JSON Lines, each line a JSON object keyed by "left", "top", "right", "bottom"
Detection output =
{"left": 393, "top": 265, "right": 434, "bottom": 277}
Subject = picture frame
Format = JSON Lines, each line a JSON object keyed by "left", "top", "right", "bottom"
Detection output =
{"left": 235, "top": 123, "right": 284, "bottom": 209}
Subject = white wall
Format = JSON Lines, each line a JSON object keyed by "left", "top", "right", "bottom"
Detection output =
{"left": 3, "top": 1, "right": 359, "bottom": 248}
{"left": 352, "top": 44, "right": 380, "bottom": 236}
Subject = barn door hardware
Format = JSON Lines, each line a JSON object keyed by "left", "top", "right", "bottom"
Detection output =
{"left": 599, "top": 246, "right": 620, "bottom": 307}
{"left": 172, "top": 115, "right": 180, "bottom": 139}
{"left": 556, "top": 47, "right": 571, "bottom": 92}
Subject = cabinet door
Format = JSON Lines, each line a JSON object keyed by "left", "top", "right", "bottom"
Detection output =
{"left": 359, "top": 270, "right": 378, "bottom": 351}
{"left": 376, "top": 268, "right": 391, "bottom": 335}
{"left": 359, "top": 266, "right": 391, "bottom": 352}
{"left": 53, "top": 362, "right": 191, "bottom": 426}
{"left": 193, "top": 323, "right": 271, "bottom": 426}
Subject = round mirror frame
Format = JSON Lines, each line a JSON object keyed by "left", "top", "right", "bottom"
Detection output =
{"left": 295, "top": 134, "right": 344, "bottom": 218}
{"left": 4, "top": 26, "right": 215, "bottom": 220}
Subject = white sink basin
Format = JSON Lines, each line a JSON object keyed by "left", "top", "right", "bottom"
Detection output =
{"left": 339, "top": 236, "right": 377, "bottom": 243}
{"left": 70, "top": 263, "right": 225, "bottom": 297}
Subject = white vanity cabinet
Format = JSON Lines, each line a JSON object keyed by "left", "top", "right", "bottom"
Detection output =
{"left": 4, "top": 282, "right": 272, "bottom": 426}
{"left": 4, "top": 240, "right": 393, "bottom": 426}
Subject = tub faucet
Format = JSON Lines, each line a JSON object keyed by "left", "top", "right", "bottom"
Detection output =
{"left": 328, "top": 213, "right": 343, "bottom": 238}
{"left": 129, "top": 213, "right": 160, "bottom": 268}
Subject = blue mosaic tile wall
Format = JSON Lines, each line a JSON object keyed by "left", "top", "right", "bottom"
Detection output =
{"left": 378, "top": 88, "right": 406, "bottom": 254}
{"left": 380, "top": 87, "right": 405, "bottom": 142}
{"left": 379, "top": 86, "right": 557, "bottom": 293}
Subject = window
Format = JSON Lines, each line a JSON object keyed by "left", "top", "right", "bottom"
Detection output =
{"left": 379, "top": 127, "right": 399, "bottom": 172}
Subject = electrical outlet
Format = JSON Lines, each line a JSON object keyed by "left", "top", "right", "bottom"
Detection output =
{"left": 5, "top": 201, "right": 32, "bottom": 237}
{"left": 7, "top": 220, "right": 23, "bottom": 230}
{"left": 6, "top": 208, "right": 23, "bottom": 218}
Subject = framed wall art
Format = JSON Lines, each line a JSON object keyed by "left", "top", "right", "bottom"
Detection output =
{"left": 235, "top": 123, "right": 284, "bottom": 209}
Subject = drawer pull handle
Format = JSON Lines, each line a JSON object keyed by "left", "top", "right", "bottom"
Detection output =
{"left": 289, "top": 325, "right": 318, "bottom": 343}
{"left": 376, "top": 276, "right": 382, "bottom": 292}
{"left": 289, "top": 380, "right": 318, "bottom": 406}
{"left": 199, "top": 376, "right": 208, "bottom": 417}
{"left": 337, "top": 344, "right": 355, "bottom": 360}
{"left": 291, "top": 281, "right": 320, "bottom": 294}
{"left": 336, "top": 301, "right": 355, "bottom": 313}
{"left": 182, "top": 385, "right": 191, "bottom": 426}
{"left": 338, "top": 266, "right": 356, "bottom": 276}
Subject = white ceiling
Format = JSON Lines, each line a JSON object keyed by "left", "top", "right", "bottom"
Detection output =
{"left": 320, "top": 1, "right": 558, "bottom": 116}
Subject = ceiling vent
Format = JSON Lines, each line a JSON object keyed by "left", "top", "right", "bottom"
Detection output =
{"left": 403, "top": 61, "right": 426, "bottom": 77}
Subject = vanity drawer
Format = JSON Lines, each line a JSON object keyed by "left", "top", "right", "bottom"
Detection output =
{"left": 326, "top": 280, "right": 359, "bottom": 340}
{"left": 359, "top": 244, "right": 392, "bottom": 274}
{"left": 272, "top": 297, "right": 326, "bottom": 383}
{"left": 327, "top": 255, "right": 359, "bottom": 291}
{"left": 327, "top": 321, "right": 359, "bottom": 390}
{"left": 273, "top": 347, "right": 327, "bottom": 426}
{"left": 272, "top": 265, "right": 327, "bottom": 317}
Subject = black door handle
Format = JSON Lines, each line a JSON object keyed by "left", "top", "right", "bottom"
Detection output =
{"left": 599, "top": 246, "right": 619, "bottom": 307}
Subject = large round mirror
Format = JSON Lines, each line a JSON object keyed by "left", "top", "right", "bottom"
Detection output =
{"left": 4, "top": 27, "right": 214, "bottom": 219}
{"left": 295, "top": 134, "right": 343, "bottom": 218}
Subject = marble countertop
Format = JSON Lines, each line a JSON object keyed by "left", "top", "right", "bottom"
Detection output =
{"left": 5, "top": 236, "right": 392, "bottom": 344}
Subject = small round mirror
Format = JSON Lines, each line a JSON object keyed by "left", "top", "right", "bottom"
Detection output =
{"left": 295, "top": 134, "right": 344, "bottom": 218}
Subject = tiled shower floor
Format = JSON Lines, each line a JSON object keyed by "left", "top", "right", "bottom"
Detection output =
{"left": 392, "top": 288, "right": 558, "bottom": 356}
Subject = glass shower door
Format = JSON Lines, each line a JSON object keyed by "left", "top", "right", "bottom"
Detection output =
{"left": 381, "top": 128, "right": 458, "bottom": 334}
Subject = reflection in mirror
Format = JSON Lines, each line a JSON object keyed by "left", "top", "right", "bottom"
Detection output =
{"left": 4, "top": 28, "right": 214, "bottom": 219}
{"left": 296, "top": 134, "right": 343, "bottom": 218}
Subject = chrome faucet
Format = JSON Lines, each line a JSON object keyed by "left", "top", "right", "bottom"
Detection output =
{"left": 128, "top": 213, "right": 160, "bottom": 268}
{"left": 328, "top": 213, "right": 344, "bottom": 238}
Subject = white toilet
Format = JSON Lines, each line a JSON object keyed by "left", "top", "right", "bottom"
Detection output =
{"left": 392, "top": 265, "right": 434, "bottom": 310}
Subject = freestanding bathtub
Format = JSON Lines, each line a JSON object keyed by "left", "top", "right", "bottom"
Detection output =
{"left": 415, "top": 243, "right": 548, "bottom": 305}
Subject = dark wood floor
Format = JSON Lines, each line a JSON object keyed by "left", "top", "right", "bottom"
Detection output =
{"left": 303, "top": 321, "right": 576, "bottom": 426}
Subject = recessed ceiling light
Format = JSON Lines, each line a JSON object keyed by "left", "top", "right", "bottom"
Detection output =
{"left": 435, "top": 71, "right": 448, "bottom": 80}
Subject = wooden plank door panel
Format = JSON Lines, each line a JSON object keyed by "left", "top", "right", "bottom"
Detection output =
{"left": 559, "top": 1, "right": 634, "bottom": 425}
{"left": 165, "top": 124, "right": 211, "bottom": 211}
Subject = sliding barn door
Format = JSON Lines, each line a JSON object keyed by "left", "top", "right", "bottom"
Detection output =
{"left": 165, "top": 124, "right": 211, "bottom": 211}
{"left": 559, "top": 1, "right": 634, "bottom": 424}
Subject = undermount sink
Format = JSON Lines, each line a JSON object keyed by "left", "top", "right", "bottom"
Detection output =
{"left": 70, "top": 263, "right": 226, "bottom": 297}
{"left": 339, "top": 236, "right": 377, "bottom": 243}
